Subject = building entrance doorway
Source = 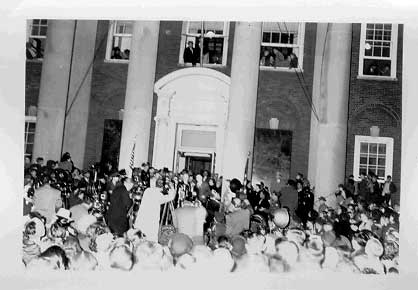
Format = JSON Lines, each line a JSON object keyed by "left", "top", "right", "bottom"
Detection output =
{"left": 176, "top": 151, "right": 215, "bottom": 175}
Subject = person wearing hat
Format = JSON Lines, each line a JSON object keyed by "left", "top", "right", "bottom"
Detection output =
{"left": 134, "top": 175, "right": 176, "bottom": 242}
{"left": 31, "top": 175, "right": 63, "bottom": 225}
{"left": 106, "top": 177, "right": 134, "bottom": 237}
{"left": 317, "top": 196, "right": 328, "bottom": 214}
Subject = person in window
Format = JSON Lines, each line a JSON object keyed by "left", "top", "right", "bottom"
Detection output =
{"left": 260, "top": 49, "right": 274, "bottom": 67}
{"left": 111, "top": 47, "right": 123, "bottom": 59}
{"left": 183, "top": 41, "right": 197, "bottom": 66}
{"left": 272, "top": 47, "right": 285, "bottom": 67}
{"left": 122, "top": 49, "right": 130, "bottom": 60}
{"left": 367, "top": 63, "right": 379, "bottom": 75}
{"left": 289, "top": 53, "right": 299, "bottom": 69}
{"left": 26, "top": 38, "right": 43, "bottom": 59}
{"left": 379, "top": 65, "right": 391, "bottom": 76}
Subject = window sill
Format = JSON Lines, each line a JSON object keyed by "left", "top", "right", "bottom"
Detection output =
{"left": 260, "top": 66, "right": 304, "bottom": 73}
{"left": 26, "top": 59, "right": 43, "bottom": 63}
{"left": 357, "top": 75, "right": 398, "bottom": 82}
{"left": 104, "top": 59, "right": 129, "bottom": 64}
{"left": 178, "top": 63, "right": 227, "bottom": 68}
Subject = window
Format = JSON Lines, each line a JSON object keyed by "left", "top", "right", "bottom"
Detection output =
{"left": 359, "top": 23, "right": 398, "bottom": 78}
{"left": 353, "top": 135, "right": 394, "bottom": 183}
{"left": 105, "top": 20, "right": 133, "bottom": 61}
{"left": 179, "top": 21, "right": 229, "bottom": 66}
{"left": 25, "top": 116, "right": 37, "bottom": 159}
{"left": 260, "top": 22, "right": 305, "bottom": 70}
{"left": 26, "top": 19, "right": 48, "bottom": 60}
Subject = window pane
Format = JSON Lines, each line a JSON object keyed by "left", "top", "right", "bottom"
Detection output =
{"left": 262, "top": 32, "right": 271, "bottom": 43}
{"left": 188, "top": 21, "right": 202, "bottom": 34}
{"left": 203, "top": 37, "right": 224, "bottom": 64}
{"left": 363, "top": 59, "right": 391, "bottom": 76}
{"left": 31, "top": 26, "right": 39, "bottom": 36}
{"left": 369, "top": 157, "right": 377, "bottom": 165}
{"left": 360, "top": 156, "right": 368, "bottom": 165}
{"left": 375, "top": 24, "right": 384, "bottom": 29}
{"left": 384, "top": 24, "right": 392, "bottom": 30}
{"left": 366, "top": 23, "right": 374, "bottom": 29}
{"left": 40, "top": 19, "right": 48, "bottom": 25}
{"left": 378, "top": 157, "right": 386, "bottom": 166}
{"left": 27, "top": 133, "right": 35, "bottom": 143}
{"left": 111, "top": 37, "right": 131, "bottom": 59}
{"left": 360, "top": 142, "right": 368, "bottom": 153}
{"left": 365, "top": 43, "right": 372, "bottom": 56}
{"left": 377, "top": 169, "right": 386, "bottom": 178}
{"left": 382, "top": 47, "right": 390, "bottom": 58}
{"left": 368, "top": 167, "right": 377, "bottom": 175}
{"left": 204, "top": 21, "right": 224, "bottom": 35}
{"left": 26, "top": 143, "right": 34, "bottom": 155}
{"left": 40, "top": 26, "right": 48, "bottom": 36}
{"left": 271, "top": 32, "right": 280, "bottom": 43}
{"left": 28, "top": 122, "right": 36, "bottom": 132}
{"left": 370, "top": 144, "right": 378, "bottom": 153}
{"left": 373, "top": 46, "right": 382, "bottom": 57}
{"left": 32, "top": 19, "right": 40, "bottom": 25}
{"left": 378, "top": 144, "right": 386, "bottom": 154}
{"left": 26, "top": 38, "right": 45, "bottom": 59}
{"left": 260, "top": 46, "right": 294, "bottom": 68}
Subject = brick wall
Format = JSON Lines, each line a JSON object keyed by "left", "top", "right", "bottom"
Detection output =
{"left": 84, "top": 21, "right": 316, "bottom": 179}
{"left": 83, "top": 20, "right": 128, "bottom": 168}
{"left": 346, "top": 23, "right": 403, "bottom": 204}
{"left": 25, "top": 61, "right": 43, "bottom": 114}
{"left": 256, "top": 23, "right": 317, "bottom": 180}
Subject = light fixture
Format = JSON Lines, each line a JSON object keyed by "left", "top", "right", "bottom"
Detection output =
{"left": 205, "top": 31, "right": 215, "bottom": 38}
{"left": 269, "top": 117, "right": 279, "bottom": 130}
{"left": 365, "top": 42, "right": 372, "bottom": 50}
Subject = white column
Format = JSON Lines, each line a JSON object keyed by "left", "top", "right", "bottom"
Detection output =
{"left": 308, "top": 23, "right": 352, "bottom": 207}
{"left": 62, "top": 20, "right": 97, "bottom": 169}
{"left": 32, "top": 20, "right": 76, "bottom": 162}
{"left": 400, "top": 23, "right": 418, "bottom": 275}
{"left": 118, "top": 21, "right": 160, "bottom": 174}
{"left": 222, "top": 22, "right": 262, "bottom": 180}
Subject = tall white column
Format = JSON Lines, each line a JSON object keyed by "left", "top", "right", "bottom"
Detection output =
{"left": 118, "top": 21, "right": 160, "bottom": 174}
{"left": 308, "top": 23, "right": 352, "bottom": 207}
{"left": 400, "top": 23, "right": 418, "bottom": 275}
{"left": 222, "top": 22, "right": 262, "bottom": 180}
{"left": 62, "top": 20, "right": 97, "bottom": 169}
{"left": 32, "top": 20, "right": 76, "bottom": 162}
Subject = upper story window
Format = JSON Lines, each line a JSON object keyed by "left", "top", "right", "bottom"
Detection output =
{"left": 353, "top": 135, "right": 394, "bottom": 183}
{"left": 179, "top": 21, "right": 229, "bottom": 66}
{"left": 25, "top": 116, "right": 37, "bottom": 159}
{"left": 26, "top": 19, "right": 48, "bottom": 60}
{"left": 105, "top": 20, "right": 133, "bottom": 62}
{"left": 260, "top": 22, "right": 305, "bottom": 70}
{"left": 359, "top": 23, "right": 398, "bottom": 79}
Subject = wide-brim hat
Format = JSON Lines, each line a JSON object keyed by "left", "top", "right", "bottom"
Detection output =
{"left": 56, "top": 208, "right": 73, "bottom": 222}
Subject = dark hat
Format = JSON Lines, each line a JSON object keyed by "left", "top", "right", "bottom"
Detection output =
{"left": 319, "top": 196, "right": 326, "bottom": 201}
{"left": 118, "top": 169, "right": 127, "bottom": 176}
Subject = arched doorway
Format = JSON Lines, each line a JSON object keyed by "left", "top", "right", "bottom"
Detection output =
{"left": 152, "top": 68, "right": 230, "bottom": 175}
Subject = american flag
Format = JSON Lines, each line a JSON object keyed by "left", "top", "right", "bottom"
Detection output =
{"left": 129, "top": 141, "right": 136, "bottom": 169}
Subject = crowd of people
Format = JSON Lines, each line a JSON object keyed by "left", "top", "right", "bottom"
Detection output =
{"left": 22, "top": 152, "right": 400, "bottom": 274}
{"left": 259, "top": 47, "right": 299, "bottom": 69}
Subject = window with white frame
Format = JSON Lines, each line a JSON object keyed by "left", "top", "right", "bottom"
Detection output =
{"left": 260, "top": 22, "right": 305, "bottom": 70}
{"left": 25, "top": 116, "right": 37, "bottom": 159}
{"left": 359, "top": 23, "right": 398, "bottom": 78}
{"left": 26, "top": 19, "right": 48, "bottom": 60}
{"left": 105, "top": 20, "right": 133, "bottom": 61}
{"left": 179, "top": 21, "right": 229, "bottom": 66}
{"left": 353, "top": 135, "right": 394, "bottom": 183}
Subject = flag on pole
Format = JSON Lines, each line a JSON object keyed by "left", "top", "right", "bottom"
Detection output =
{"left": 129, "top": 140, "right": 136, "bottom": 169}
{"left": 243, "top": 151, "right": 251, "bottom": 186}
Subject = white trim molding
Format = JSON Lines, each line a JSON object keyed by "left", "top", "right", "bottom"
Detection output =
{"left": 353, "top": 135, "right": 394, "bottom": 182}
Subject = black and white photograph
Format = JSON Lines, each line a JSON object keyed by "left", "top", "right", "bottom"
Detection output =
{"left": 1, "top": 0, "right": 418, "bottom": 289}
